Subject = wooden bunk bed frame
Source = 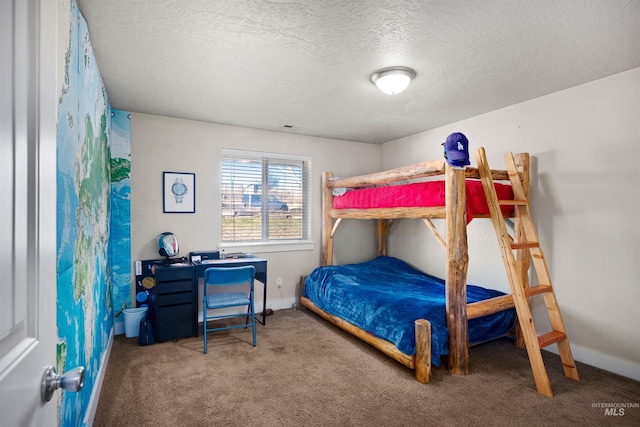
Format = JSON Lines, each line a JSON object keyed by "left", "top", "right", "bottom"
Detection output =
{"left": 300, "top": 152, "right": 531, "bottom": 384}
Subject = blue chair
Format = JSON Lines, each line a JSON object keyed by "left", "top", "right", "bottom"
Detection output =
{"left": 203, "top": 266, "right": 257, "bottom": 353}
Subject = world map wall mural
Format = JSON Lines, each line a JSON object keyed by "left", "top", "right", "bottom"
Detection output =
{"left": 56, "top": 1, "right": 131, "bottom": 425}
{"left": 110, "top": 110, "right": 132, "bottom": 331}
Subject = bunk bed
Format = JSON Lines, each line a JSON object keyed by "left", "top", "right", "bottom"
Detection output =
{"left": 300, "top": 150, "right": 531, "bottom": 384}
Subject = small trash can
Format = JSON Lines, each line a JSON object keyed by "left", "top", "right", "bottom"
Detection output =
{"left": 123, "top": 307, "right": 148, "bottom": 338}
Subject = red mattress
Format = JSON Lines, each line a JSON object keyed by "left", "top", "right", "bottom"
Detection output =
{"left": 332, "top": 180, "right": 514, "bottom": 221}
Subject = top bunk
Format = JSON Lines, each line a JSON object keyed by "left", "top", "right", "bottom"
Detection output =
{"left": 321, "top": 143, "right": 530, "bottom": 267}
{"left": 323, "top": 159, "right": 524, "bottom": 221}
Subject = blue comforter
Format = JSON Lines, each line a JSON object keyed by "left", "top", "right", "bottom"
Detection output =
{"left": 303, "top": 256, "right": 515, "bottom": 366}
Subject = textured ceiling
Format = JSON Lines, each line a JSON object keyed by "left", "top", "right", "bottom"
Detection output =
{"left": 76, "top": 0, "right": 640, "bottom": 144}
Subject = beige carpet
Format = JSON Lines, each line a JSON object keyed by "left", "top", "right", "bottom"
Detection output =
{"left": 94, "top": 308, "right": 639, "bottom": 426}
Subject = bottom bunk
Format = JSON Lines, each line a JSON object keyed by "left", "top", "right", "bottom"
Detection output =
{"left": 300, "top": 256, "right": 515, "bottom": 382}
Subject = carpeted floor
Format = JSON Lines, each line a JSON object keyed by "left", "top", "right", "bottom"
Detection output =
{"left": 94, "top": 308, "right": 640, "bottom": 426}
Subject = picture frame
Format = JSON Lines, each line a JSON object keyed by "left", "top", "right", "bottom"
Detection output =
{"left": 163, "top": 172, "right": 195, "bottom": 213}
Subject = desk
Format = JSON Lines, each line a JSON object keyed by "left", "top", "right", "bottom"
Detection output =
{"left": 193, "top": 258, "right": 268, "bottom": 325}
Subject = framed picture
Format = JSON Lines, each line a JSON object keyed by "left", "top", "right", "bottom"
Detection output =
{"left": 163, "top": 172, "right": 195, "bottom": 213}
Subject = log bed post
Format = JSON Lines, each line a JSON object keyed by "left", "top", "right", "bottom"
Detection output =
{"left": 445, "top": 164, "right": 470, "bottom": 375}
{"left": 322, "top": 172, "right": 334, "bottom": 266}
{"left": 376, "top": 219, "right": 391, "bottom": 256}
{"left": 414, "top": 319, "right": 432, "bottom": 383}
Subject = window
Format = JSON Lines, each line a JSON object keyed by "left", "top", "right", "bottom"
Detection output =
{"left": 221, "top": 149, "right": 312, "bottom": 249}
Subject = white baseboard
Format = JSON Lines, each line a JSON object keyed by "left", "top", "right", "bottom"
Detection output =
{"left": 114, "top": 319, "right": 124, "bottom": 335}
{"left": 83, "top": 328, "right": 115, "bottom": 427}
{"left": 545, "top": 343, "right": 640, "bottom": 382}
{"left": 262, "top": 297, "right": 298, "bottom": 312}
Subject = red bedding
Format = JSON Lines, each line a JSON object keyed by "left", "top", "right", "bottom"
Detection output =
{"left": 332, "top": 180, "right": 514, "bottom": 221}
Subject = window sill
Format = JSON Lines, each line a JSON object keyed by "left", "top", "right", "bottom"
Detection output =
{"left": 219, "top": 241, "right": 315, "bottom": 255}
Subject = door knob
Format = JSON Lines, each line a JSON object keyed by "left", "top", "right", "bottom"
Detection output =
{"left": 41, "top": 365, "right": 85, "bottom": 403}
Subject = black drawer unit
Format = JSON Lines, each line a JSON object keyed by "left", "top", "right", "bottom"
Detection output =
{"left": 154, "top": 265, "right": 198, "bottom": 342}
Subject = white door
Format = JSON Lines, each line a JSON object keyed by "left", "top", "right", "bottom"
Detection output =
{"left": 0, "top": 0, "right": 58, "bottom": 425}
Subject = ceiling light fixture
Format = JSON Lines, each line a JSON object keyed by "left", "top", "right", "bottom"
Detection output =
{"left": 371, "top": 66, "right": 416, "bottom": 95}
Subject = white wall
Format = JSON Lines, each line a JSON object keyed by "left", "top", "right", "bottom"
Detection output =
{"left": 131, "top": 114, "right": 380, "bottom": 311}
{"left": 381, "top": 68, "right": 640, "bottom": 380}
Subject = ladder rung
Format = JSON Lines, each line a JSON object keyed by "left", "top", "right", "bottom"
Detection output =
{"left": 525, "top": 285, "right": 552, "bottom": 297}
{"left": 538, "top": 331, "right": 567, "bottom": 348}
{"left": 499, "top": 199, "right": 528, "bottom": 206}
{"left": 510, "top": 242, "right": 540, "bottom": 250}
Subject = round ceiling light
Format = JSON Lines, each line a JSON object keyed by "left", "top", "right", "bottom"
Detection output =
{"left": 371, "top": 66, "right": 416, "bottom": 95}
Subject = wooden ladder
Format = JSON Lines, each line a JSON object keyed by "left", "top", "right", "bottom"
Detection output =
{"left": 475, "top": 147, "right": 579, "bottom": 397}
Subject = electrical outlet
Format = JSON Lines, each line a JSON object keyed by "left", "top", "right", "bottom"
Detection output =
{"left": 276, "top": 277, "right": 283, "bottom": 288}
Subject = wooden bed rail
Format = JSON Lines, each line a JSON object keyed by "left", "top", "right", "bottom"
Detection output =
{"left": 327, "top": 160, "right": 446, "bottom": 189}
{"left": 326, "top": 162, "right": 512, "bottom": 190}
{"left": 300, "top": 295, "right": 432, "bottom": 384}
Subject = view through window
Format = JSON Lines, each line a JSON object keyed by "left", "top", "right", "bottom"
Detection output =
{"left": 221, "top": 149, "right": 311, "bottom": 244}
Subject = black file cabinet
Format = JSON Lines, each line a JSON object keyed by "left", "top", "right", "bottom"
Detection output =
{"left": 154, "top": 265, "right": 198, "bottom": 342}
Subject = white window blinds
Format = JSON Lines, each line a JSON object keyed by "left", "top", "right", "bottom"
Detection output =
{"left": 221, "top": 149, "right": 311, "bottom": 244}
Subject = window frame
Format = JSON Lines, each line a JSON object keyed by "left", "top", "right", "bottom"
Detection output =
{"left": 220, "top": 148, "right": 314, "bottom": 254}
